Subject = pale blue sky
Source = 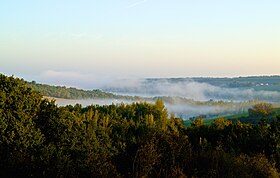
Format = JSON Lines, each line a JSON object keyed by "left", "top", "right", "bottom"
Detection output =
{"left": 1, "top": 0, "right": 280, "bottom": 87}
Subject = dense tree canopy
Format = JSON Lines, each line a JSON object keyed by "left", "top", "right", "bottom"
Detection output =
{"left": 249, "top": 102, "right": 276, "bottom": 118}
{"left": 0, "top": 74, "right": 280, "bottom": 177}
{"left": 28, "top": 81, "right": 117, "bottom": 99}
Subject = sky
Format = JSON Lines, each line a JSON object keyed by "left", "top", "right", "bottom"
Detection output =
{"left": 1, "top": 0, "right": 280, "bottom": 88}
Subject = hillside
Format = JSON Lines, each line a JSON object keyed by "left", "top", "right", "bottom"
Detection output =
{"left": 101, "top": 76, "right": 280, "bottom": 103}
{"left": 1, "top": 74, "right": 280, "bottom": 177}
{"left": 148, "top": 76, "right": 280, "bottom": 90}
{"left": 27, "top": 81, "right": 118, "bottom": 99}
{"left": 25, "top": 76, "right": 280, "bottom": 121}
{"left": 183, "top": 104, "right": 280, "bottom": 126}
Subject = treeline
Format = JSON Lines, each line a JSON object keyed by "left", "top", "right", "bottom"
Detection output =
{"left": 143, "top": 76, "right": 280, "bottom": 90}
{"left": 1, "top": 74, "right": 280, "bottom": 177}
{"left": 27, "top": 81, "right": 117, "bottom": 99}
{"left": 27, "top": 81, "right": 146, "bottom": 101}
{"left": 27, "top": 79, "right": 257, "bottom": 118}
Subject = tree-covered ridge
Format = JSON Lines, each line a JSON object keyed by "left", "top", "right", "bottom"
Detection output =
{"left": 146, "top": 75, "right": 280, "bottom": 90}
{"left": 27, "top": 75, "right": 280, "bottom": 100}
{"left": 27, "top": 81, "right": 117, "bottom": 99}
{"left": 27, "top": 79, "right": 258, "bottom": 118}
{"left": 27, "top": 79, "right": 259, "bottom": 119}
{"left": 1, "top": 74, "right": 280, "bottom": 177}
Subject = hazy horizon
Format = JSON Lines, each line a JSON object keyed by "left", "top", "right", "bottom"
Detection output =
{"left": 1, "top": 0, "right": 280, "bottom": 84}
{"left": 2, "top": 71, "right": 280, "bottom": 90}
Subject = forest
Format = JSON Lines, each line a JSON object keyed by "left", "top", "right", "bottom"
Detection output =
{"left": 28, "top": 79, "right": 263, "bottom": 120}
{"left": 1, "top": 74, "right": 280, "bottom": 177}
{"left": 144, "top": 76, "right": 280, "bottom": 91}
{"left": 27, "top": 81, "right": 118, "bottom": 99}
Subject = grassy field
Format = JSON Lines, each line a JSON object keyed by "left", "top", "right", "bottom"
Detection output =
{"left": 184, "top": 107, "right": 280, "bottom": 127}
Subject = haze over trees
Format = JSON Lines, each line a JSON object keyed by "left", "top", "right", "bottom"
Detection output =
{"left": 27, "top": 79, "right": 262, "bottom": 120}
{"left": 28, "top": 81, "right": 117, "bottom": 99}
{"left": 1, "top": 74, "right": 280, "bottom": 177}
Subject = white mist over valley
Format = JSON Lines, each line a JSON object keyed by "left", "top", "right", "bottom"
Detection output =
{"left": 49, "top": 76, "right": 280, "bottom": 120}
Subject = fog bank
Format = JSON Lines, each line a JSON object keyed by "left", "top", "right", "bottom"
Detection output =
{"left": 53, "top": 97, "right": 254, "bottom": 120}
{"left": 101, "top": 79, "right": 280, "bottom": 103}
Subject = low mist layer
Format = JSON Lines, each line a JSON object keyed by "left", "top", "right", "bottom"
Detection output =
{"left": 101, "top": 79, "right": 280, "bottom": 103}
{"left": 42, "top": 76, "right": 280, "bottom": 120}
{"left": 52, "top": 97, "right": 256, "bottom": 120}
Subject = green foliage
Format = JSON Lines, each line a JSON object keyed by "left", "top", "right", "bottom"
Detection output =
{"left": 192, "top": 118, "right": 204, "bottom": 127}
{"left": 249, "top": 102, "right": 275, "bottom": 118}
{"left": 210, "top": 117, "right": 232, "bottom": 130}
{"left": 1, "top": 74, "right": 280, "bottom": 177}
{"left": 28, "top": 82, "right": 117, "bottom": 99}
{"left": 0, "top": 74, "right": 45, "bottom": 176}
{"left": 234, "top": 154, "right": 279, "bottom": 178}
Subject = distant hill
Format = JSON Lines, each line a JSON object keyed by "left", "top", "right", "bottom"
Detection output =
{"left": 1, "top": 74, "right": 271, "bottom": 120}
{"left": 27, "top": 76, "right": 280, "bottom": 100}
{"left": 101, "top": 76, "right": 280, "bottom": 103}
{"left": 27, "top": 81, "right": 118, "bottom": 99}
{"left": 142, "top": 75, "right": 280, "bottom": 91}
{"left": 25, "top": 79, "right": 260, "bottom": 120}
